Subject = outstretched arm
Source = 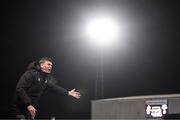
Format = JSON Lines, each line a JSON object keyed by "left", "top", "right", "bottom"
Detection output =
{"left": 47, "top": 80, "right": 81, "bottom": 99}
{"left": 68, "top": 89, "right": 81, "bottom": 99}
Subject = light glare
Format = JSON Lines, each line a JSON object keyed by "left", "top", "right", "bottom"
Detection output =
{"left": 85, "top": 17, "right": 119, "bottom": 47}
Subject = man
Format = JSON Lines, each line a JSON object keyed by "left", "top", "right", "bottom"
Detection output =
{"left": 10, "top": 57, "right": 81, "bottom": 119}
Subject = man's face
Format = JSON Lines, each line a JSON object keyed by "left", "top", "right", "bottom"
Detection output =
{"left": 40, "top": 60, "right": 53, "bottom": 73}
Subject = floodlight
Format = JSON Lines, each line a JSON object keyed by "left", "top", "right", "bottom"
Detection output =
{"left": 85, "top": 16, "right": 119, "bottom": 47}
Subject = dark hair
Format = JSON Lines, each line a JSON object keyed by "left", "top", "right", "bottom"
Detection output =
{"left": 39, "top": 57, "right": 53, "bottom": 65}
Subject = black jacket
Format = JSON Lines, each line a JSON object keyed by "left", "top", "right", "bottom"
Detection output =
{"left": 13, "top": 68, "right": 68, "bottom": 109}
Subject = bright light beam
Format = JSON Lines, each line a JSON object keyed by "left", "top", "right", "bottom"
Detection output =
{"left": 85, "top": 16, "right": 119, "bottom": 48}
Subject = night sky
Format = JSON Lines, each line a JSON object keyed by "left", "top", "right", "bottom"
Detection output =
{"left": 2, "top": 0, "right": 180, "bottom": 119}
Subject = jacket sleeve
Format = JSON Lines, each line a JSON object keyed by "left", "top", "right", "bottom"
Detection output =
{"left": 47, "top": 79, "right": 68, "bottom": 96}
{"left": 16, "top": 70, "right": 33, "bottom": 107}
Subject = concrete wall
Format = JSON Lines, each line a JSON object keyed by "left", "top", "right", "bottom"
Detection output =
{"left": 91, "top": 94, "right": 180, "bottom": 119}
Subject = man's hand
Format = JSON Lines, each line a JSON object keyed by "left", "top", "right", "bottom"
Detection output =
{"left": 68, "top": 89, "right": 81, "bottom": 99}
{"left": 27, "top": 105, "right": 37, "bottom": 119}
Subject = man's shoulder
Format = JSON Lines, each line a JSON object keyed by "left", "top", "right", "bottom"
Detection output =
{"left": 25, "top": 69, "right": 39, "bottom": 76}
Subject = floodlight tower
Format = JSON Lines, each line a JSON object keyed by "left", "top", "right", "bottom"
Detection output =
{"left": 85, "top": 16, "right": 119, "bottom": 99}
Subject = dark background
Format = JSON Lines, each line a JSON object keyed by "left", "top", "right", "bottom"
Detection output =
{"left": 2, "top": 0, "right": 180, "bottom": 119}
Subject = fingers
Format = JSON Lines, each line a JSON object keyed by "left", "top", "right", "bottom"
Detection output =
{"left": 28, "top": 110, "right": 35, "bottom": 119}
{"left": 76, "top": 95, "right": 80, "bottom": 99}
{"left": 69, "top": 89, "right": 81, "bottom": 99}
{"left": 27, "top": 105, "right": 37, "bottom": 119}
{"left": 71, "top": 88, "right": 76, "bottom": 92}
{"left": 74, "top": 91, "right": 81, "bottom": 99}
{"left": 30, "top": 111, "right": 36, "bottom": 119}
{"left": 30, "top": 109, "right": 36, "bottom": 118}
{"left": 76, "top": 92, "right": 81, "bottom": 96}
